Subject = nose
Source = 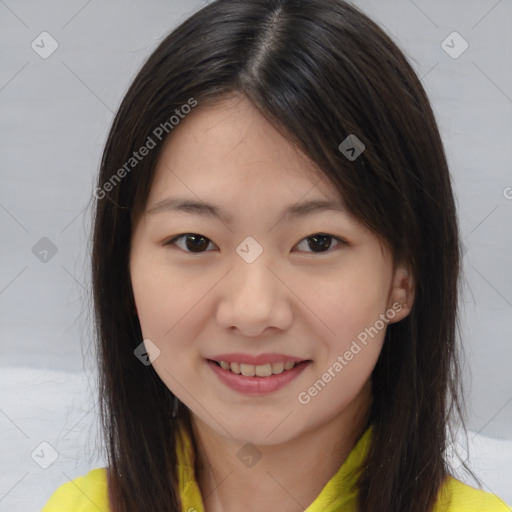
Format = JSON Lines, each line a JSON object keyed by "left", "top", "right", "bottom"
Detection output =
{"left": 215, "top": 253, "right": 293, "bottom": 336}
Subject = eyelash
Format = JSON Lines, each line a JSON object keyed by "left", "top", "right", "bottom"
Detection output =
{"left": 163, "top": 233, "right": 347, "bottom": 254}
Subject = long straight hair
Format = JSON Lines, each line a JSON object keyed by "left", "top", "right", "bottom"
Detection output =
{"left": 91, "top": 1, "right": 474, "bottom": 510}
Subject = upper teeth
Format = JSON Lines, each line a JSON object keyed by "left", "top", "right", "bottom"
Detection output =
{"left": 218, "top": 360, "right": 297, "bottom": 376}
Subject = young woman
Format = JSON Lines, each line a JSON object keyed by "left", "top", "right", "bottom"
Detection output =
{"left": 42, "top": 0, "right": 510, "bottom": 510}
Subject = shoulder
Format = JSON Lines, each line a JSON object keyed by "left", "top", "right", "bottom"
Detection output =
{"left": 434, "top": 475, "right": 511, "bottom": 512}
{"left": 41, "top": 468, "right": 110, "bottom": 512}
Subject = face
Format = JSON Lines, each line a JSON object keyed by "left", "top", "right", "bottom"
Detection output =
{"left": 130, "top": 93, "right": 413, "bottom": 446}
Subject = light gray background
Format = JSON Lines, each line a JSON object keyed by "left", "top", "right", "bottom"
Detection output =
{"left": 0, "top": 0, "right": 511, "bottom": 510}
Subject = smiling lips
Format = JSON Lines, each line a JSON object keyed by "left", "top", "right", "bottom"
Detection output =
{"left": 214, "top": 360, "right": 297, "bottom": 377}
{"left": 207, "top": 353, "right": 311, "bottom": 378}
{"left": 207, "top": 358, "right": 312, "bottom": 394}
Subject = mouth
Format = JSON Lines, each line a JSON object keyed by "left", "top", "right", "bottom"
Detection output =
{"left": 207, "top": 359, "right": 312, "bottom": 377}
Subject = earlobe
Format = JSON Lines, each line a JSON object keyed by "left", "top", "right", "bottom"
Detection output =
{"left": 388, "top": 265, "right": 415, "bottom": 323}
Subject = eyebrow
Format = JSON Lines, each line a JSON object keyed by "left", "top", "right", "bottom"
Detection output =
{"left": 145, "top": 197, "right": 346, "bottom": 224}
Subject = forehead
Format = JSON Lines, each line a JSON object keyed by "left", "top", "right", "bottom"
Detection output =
{"left": 148, "top": 93, "right": 341, "bottom": 204}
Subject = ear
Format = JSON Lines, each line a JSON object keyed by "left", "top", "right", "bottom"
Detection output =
{"left": 386, "top": 263, "right": 415, "bottom": 324}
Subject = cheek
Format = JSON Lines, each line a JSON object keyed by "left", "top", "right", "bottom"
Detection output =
{"left": 292, "top": 260, "right": 391, "bottom": 409}
{"left": 131, "top": 262, "right": 208, "bottom": 395}
{"left": 297, "top": 262, "right": 391, "bottom": 349}
{"left": 130, "top": 258, "right": 223, "bottom": 394}
{"left": 131, "top": 258, "right": 208, "bottom": 339}
{"left": 295, "top": 273, "right": 389, "bottom": 416}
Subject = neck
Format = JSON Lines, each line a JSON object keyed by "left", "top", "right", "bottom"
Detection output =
{"left": 190, "top": 381, "right": 372, "bottom": 512}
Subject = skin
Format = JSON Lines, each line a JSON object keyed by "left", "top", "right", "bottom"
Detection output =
{"left": 130, "top": 92, "right": 414, "bottom": 512}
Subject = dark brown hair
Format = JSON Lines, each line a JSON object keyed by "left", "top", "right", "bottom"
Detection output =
{"left": 91, "top": 0, "right": 475, "bottom": 510}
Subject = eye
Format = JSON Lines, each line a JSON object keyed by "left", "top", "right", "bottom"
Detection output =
{"left": 164, "top": 232, "right": 346, "bottom": 254}
{"left": 164, "top": 233, "right": 217, "bottom": 253}
{"left": 293, "top": 233, "right": 346, "bottom": 253}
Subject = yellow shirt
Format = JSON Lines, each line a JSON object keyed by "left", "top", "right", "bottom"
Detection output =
{"left": 41, "top": 426, "right": 511, "bottom": 512}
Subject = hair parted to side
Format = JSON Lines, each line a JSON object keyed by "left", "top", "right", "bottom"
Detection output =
{"left": 91, "top": 1, "right": 475, "bottom": 510}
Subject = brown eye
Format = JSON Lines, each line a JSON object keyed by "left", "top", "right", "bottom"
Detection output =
{"left": 164, "top": 232, "right": 346, "bottom": 254}
{"left": 294, "top": 234, "right": 345, "bottom": 253}
{"left": 165, "top": 233, "right": 216, "bottom": 253}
